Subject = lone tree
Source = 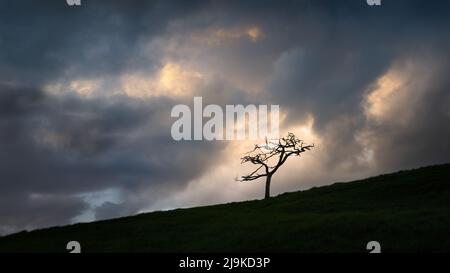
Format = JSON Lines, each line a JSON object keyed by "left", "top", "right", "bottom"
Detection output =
{"left": 238, "top": 133, "right": 313, "bottom": 199}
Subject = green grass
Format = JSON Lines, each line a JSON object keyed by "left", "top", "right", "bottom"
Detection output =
{"left": 1, "top": 163, "right": 450, "bottom": 253}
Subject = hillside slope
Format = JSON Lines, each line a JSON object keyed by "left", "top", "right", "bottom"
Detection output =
{"left": 1, "top": 164, "right": 450, "bottom": 253}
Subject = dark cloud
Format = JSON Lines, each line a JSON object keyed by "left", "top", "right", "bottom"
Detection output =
{"left": 0, "top": 0, "right": 202, "bottom": 84}
{"left": 0, "top": 82, "right": 224, "bottom": 233}
{"left": 265, "top": 0, "right": 450, "bottom": 174}
{"left": 359, "top": 55, "right": 450, "bottom": 172}
{"left": 0, "top": 193, "right": 88, "bottom": 235}
{"left": 1, "top": 0, "right": 450, "bottom": 234}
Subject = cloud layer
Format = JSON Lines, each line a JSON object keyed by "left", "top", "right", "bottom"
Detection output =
{"left": 1, "top": 0, "right": 450, "bottom": 234}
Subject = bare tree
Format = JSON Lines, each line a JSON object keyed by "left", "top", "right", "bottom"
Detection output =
{"left": 238, "top": 133, "right": 313, "bottom": 199}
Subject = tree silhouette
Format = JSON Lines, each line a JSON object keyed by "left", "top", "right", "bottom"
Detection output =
{"left": 238, "top": 133, "right": 313, "bottom": 199}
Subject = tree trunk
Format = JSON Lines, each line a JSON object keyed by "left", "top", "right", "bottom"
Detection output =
{"left": 265, "top": 174, "right": 272, "bottom": 200}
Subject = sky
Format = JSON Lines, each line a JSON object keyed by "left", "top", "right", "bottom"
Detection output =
{"left": 1, "top": 0, "right": 450, "bottom": 235}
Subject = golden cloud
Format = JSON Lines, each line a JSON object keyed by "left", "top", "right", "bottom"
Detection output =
{"left": 121, "top": 62, "right": 204, "bottom": 98}
{"left": 363, "top": 60, "right": 432, "bottom": 126}
{"left": 192, "top": 26, "right": 263, "bottom": 46}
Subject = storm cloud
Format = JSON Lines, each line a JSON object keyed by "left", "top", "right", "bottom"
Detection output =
{"left": 1, "top": 0, "right": 450, "bottom": 234}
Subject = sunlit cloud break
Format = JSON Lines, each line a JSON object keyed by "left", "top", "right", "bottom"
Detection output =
{"left": 171, "top": 96, "right": 279, "bottom": 141}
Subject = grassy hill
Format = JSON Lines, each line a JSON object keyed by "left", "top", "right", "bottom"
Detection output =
{"left": 1, "top": 164, "right": 450, "bottom": 253}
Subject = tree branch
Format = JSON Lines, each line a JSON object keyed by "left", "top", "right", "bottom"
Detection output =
{"left": 238, "top": 133, "right": 314, "bottom": 182}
